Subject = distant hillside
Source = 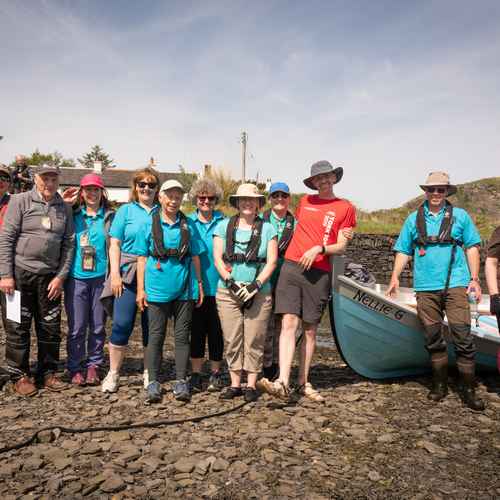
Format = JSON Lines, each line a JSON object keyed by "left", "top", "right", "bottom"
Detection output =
{"left": 357, "top": 177, "right": 500, "bottom": 238}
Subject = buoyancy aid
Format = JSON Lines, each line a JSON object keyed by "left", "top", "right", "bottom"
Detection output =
{"left": 151, "top": 210, "right": 190, "bottom": 261}
{"left": 415, "top": 201, "right": 461, "bottom": 256}
{"left": 223, "top": 214, "right": 266, "bottom": 264}
{"left": 262, "top": 209, "right": 294, "bottom": 257}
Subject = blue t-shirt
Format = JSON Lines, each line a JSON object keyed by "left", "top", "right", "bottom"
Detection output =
{"left": 70, "top": 207, "right": 108, "bottom": 279}
{"left": 214, "top": 218, "right": 277, "bottom": 293}
{"left": 188, "top": 210, "right": 225, "bottom": 297}
{"left": 109, "top": 202, "right": 158, "bottom": 254}
{"left": 133, "top": 213, "right": 204, "bottom": 303}
{"left": 393, "top": 202, "right": 481, "bottom": 291}
{"left": 267, "top": 210, "right": 296, "bottom": 288}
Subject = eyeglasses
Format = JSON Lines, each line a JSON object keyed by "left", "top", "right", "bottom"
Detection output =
{"left": 426, "top": 187, "right": 447, "bottom": 194}
{"left": 137, "top": 181, "right": 157, "bottom": 189}
{"left": 198, "top": 195, "right": 216, "bottom": 202}
{"left": 0, "top": 176, "right": 10, "bottom": 183}
{"left": 270, "top": 192, "right": 289, "bottom": 199}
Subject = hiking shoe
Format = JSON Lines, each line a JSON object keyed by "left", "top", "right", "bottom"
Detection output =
{"left": 101, "top": 371, "right": 120, "bottom": 393}
{"left": 43, "top": 373, "right": 68, "bottom": 392}
{"left": 146, "top": 381, "right": 162, "bottom": 404}
{"left": 173, "top": 379, "right": 191, "bottom": 402}
{"left": 244, "top": 387, "right": 259, "bottom": 403}
{"left": 207, "top": 371, "right": 224, "bottom": 392}
{"left": 71, "top": 372, "right": 85, "bottom": 386}
{"left": 219, "top": 386, "right": 243, "bottom": 400}
{"left": 190, "top": 372, "right": 203, "bottom": 393}
{"left": 143, "top": 369, "right": 149, "bottom": 389}
{"left": 14, "top": 376, "right": 38, "bottom": 397}
{"left": 256, "top": 377, "right": 290, "bottom": 401}
{"left": 298, "top": 382, "right": 325, "bottom": 403}
{"left": 85, "top": 365, "right": 100, "bottom": 386}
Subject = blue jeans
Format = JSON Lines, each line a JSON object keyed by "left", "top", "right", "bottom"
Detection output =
{"left": 64, "top": 276, "right": 106, "bottom": 374}
{"left": 109, "top": 284, "right": 149, "bottom": 347}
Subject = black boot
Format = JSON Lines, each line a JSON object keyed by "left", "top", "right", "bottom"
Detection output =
{"left": 457, "top": 359, "right": 485, "bottom": 411}
{"left": 263, "top": 363, "right": 279, "bottom": 381}
{"left": 427, "top": 353, "right": 448, "bottom": 402}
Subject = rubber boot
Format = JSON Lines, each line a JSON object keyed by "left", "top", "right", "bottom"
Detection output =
{"left": 427, "top": 352, "right": 448, "bottom": 402}
{"left": 457, "top": 358, "right": 485, "bottom": 411}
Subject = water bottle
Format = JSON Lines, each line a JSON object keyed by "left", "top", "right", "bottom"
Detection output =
{"left": 468, "top": 290, "right": 479, "bottom": 327}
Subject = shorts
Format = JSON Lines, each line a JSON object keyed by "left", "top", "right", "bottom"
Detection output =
{"left": 274, "top": 260, "right": 330, "bottom": 325}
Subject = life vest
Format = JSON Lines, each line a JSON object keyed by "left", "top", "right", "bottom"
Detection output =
{"left": 262, "top": 209, "right": 294, "bottom": 257}
{"left": 223, "top": 214, "right": 266, "bottom": 264}
{"left": 415, "top": 201, "right": 462, "bottom": 256}
{"left": 151, "top": 210, "right": 190, "bottom": 261}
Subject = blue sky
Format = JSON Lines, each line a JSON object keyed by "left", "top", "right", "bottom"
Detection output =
{"left": 1, "top": 0, "right": 500, "bottom": 210}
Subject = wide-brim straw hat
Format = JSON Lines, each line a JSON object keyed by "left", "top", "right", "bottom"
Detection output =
{"left": 229, "top": 183, "right": 266, "bottom": 209}
{"left": 303, "top": 160, "right": 343, "bottom": 190}
{"left": 419, "top": 171, "right": 457, "bottom": 196}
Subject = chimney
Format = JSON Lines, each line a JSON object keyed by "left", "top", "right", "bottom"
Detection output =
{"left": 203, "top": 164, "right": 212, "bottom": 176}
{"left": 93, "top": 161, "right": 103, "bottom": 173}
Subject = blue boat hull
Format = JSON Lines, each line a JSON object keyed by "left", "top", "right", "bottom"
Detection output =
{"left": 332, "top": 276, "right": 499, "bottom": 380}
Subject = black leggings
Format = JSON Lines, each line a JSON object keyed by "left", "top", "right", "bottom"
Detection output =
{"left": 190, "top": 296, "right": 224, "bottom": 362}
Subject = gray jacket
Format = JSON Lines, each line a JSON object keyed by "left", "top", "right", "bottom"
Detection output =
{"left": 0, "top": 189, "right": 75, "bottom": 279}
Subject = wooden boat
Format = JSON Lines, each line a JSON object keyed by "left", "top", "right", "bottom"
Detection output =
{"left": 330, "top": 260, "right": 499, "bottom": 380}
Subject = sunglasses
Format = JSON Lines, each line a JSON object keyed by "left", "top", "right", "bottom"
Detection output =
{"left": 270, "top": 192, "right": 289, "bottom": 199}
{"left": 137, "top": 181, "right": 157, "bottom": 189}
{"left": 0, "top": 176, "right": 10, "bottom": 183}
{"left": 426, "top": 187, "right": 447, "bottom": 194}
{"left": 198, "top": 195, "right": 216, "bottom": 202}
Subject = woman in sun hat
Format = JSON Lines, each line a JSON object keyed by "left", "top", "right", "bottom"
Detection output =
{"left": 64, "top": 173, "right": 115, "bottom": 385}
{"left": 213, "top": 183, "right": 278, "bottom": 402}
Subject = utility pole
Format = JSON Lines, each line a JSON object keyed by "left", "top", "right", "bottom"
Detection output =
{"left": 241, "top": 131, "right": 247, "bottom": 181}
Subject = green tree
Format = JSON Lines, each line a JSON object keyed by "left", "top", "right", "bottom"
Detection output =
{"left": 177, "top": 165, "right": 197, "bottom": 193}
{"left": 10, "top": 149, "right": 76, "bottom": 168}
{"left": 78, "top": 145, "right": 116, "bottom": 170}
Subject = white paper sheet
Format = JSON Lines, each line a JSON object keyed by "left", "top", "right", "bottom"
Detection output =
{"left": 6, "top": 290, "right": 21, "bottom": 323}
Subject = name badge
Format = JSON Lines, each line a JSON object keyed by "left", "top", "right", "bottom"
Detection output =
{"left": 41, "top": 215, "right": 52, "bottom": 230}
{"left": 80, "top": 232, "right": 90, "bottom": 247}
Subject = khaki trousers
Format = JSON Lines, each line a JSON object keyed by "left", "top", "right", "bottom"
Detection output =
{"left": 216, "top": 288, "right": 272, "bottom": 373}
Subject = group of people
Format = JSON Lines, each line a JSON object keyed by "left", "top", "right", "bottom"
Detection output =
{"left": 0, "top": 160, "right": 497, "bottom": 411}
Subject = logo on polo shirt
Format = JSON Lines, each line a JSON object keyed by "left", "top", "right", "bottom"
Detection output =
{"left": 322, "top": 212, "right": 336, "bottom": 245}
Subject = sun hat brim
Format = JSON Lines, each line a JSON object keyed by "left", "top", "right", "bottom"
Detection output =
{"left": 229, "top": 194, "right": 266, "bottom": 209}
{"left": 303, "top": 166, "right": 343, "bottom": 190}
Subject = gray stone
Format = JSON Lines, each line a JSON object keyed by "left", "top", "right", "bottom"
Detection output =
{"left": 80, "top": 442, "right": 102, "bottom": 455}
{"left": 174, "top": 457, "right": 197, "bottom": 473}
{"left": 100, "top": 474, "right": 126, "bottom": 493}
{"left": 231, "top": 460, "right": 249, "bottom": 475}
{"left": 211, "top": 458, "right": 230, "bottom": 471}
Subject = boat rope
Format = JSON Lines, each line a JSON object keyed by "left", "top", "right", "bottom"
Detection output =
{"left": 0, "top": 400, "right": 249, "bottom": 455}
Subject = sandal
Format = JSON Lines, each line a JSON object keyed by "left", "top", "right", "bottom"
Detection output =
{"left": 298, "top": 382, "right": 325, "bottom": 403}
{"left": 256, "top": 378, "right": 290, "bottom": 401}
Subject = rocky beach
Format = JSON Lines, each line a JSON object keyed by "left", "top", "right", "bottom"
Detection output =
{"left": 0, "top": 320, "right": 499, "bottom": 499}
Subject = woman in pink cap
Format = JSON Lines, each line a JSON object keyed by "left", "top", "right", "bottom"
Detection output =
{"left": 64, "top": 173, "right": 115, "bottom": 385}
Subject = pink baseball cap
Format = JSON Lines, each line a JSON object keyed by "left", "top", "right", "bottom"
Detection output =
{"left": 80, "top": 173, "right": 105, "bottom": 189}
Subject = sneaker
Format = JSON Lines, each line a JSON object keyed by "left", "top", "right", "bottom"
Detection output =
{"left": 146, "top": 381, "right": 162, "bottom": 404}
{"left": 298, "top": 382, "right": 325, "bottom": 403}
{"left": 173, "top": 379, "right": 191, "bottom": 402}
{"left": 86, "top": 365, "right": 100, "bottom": 386}
{"left": 207, "top": 371, "right": 224, "bottom": 392}
{"left": 71, "top": 372, "right": 85, "bottom": 386}
{"left": 43, "top": 373, "right": 68, "bottom": 392}
{"left": 101, "top": 371, "right": 120, "bottom": 393}
{"left": 14, "top": 376, "right": 38, "bottom": 397}
{"left": 143, "top": 370, "right": 149, "bottom": 389}
{"left": 244, "top": 387, "right": 259, "bottom": 403}
{"left": 256, "top": 377, "right": 289, "bottom": 401}
{"left": 190, "top": 373, "right": 203, "bottom": 393}
{"left": 219, "top": 386, "right": 243, "bottom": 400}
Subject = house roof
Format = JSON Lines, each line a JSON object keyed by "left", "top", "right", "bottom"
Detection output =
{"left": 59, "top": 168, "right": 183, "bottom": 189}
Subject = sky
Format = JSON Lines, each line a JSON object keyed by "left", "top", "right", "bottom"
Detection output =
{"left": 1, "top": 0, "right": 500, "bottom": 210}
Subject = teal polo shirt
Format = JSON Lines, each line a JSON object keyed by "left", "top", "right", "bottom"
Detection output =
{"left": 214, "top": 218, "right": 277, "bottom": 293}
{"left": 133, "top": 213, "right": 204, "bottom": 303}
{"left": 393, "top": 202, "right": 481, "bottom": 291}
{"left": 109, "top": 202, "right": 158, "bottom": 254}
{"left": 267, "top": 210, "right": 296, "bottom": 288}
{"left": 188, "top": 210, "right": 225, "bottom": 297}
{"left": 70, "top": 207, "right": 107, "bottom": 279}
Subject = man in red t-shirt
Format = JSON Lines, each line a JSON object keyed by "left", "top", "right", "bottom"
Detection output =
{"left": 258, "top": 160, "right": 356, "bottom": 402}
